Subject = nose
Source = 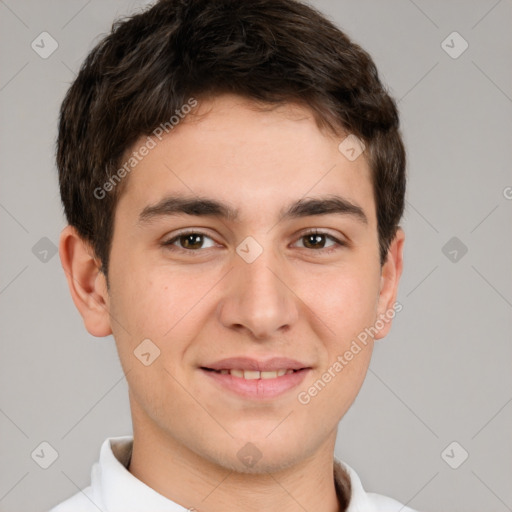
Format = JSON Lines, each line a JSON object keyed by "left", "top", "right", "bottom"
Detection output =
{"left": 217, "top": 245, "right": 299, "bottom": 340}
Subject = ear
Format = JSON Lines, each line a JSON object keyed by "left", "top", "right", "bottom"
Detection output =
{"left": 374, "top": 227, "right": 405, "bottom": 340}
{"left": 59, "top": 225, "right": 112, "bottom": 337}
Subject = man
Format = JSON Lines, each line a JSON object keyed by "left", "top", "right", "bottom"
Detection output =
{"left": 51, "top": 0, "right": 415, "bottom": 510}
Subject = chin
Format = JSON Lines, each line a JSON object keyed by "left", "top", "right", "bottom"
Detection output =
{"left": 202, "top": 438, "right": 307, "bottom": 475}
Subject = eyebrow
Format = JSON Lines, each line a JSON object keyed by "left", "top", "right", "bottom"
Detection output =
{"left": 138, "top": 194, "right": 368, "bottom": 226}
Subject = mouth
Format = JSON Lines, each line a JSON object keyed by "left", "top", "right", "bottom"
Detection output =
{"left": 199, "top": 358, "right": 312, "bottom": 400}
{"left": 201, "top": 368, "right": 302, "bottom": 379}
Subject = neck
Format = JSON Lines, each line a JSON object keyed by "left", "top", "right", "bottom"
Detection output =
{"left": 127, "top": 402, "right": 349, "bottom": 512}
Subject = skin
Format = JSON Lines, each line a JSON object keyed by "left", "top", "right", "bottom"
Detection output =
{"left": 59, "top": 93, "right": 405, "bottom": 512}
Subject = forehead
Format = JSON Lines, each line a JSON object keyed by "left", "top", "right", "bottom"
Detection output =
{"left": 115, "top": 94, "right": 376, "bottom": 227}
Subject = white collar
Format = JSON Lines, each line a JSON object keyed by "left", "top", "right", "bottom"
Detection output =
{"left": 55, "top": 435, "right": 418, "bottom": 512}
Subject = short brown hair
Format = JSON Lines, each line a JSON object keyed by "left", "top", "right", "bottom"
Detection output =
{"left": 57, "top": 0, "right": 406, "bottom": 279}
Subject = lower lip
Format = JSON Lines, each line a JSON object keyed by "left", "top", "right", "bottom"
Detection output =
{"left": 200, "top": 368, "right": 310, "bottom": 400}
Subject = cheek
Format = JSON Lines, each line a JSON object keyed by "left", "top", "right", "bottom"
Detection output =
{"left": 300, "top": 265, "right": 379, "bottom": 408}
{"left": 108, "top": 268, "right": 203, "bottom": 420}
{"left": 304, "top": 265, "right": 380, "bottom": 341}
{"left": 108, "top": 265, "right": 219, "bottom": 366}
{"left": 299, "top": 273, "right": 377, "bottom": 413}
{"left": 110, "top": 264, "right": 191, "bottom": 334}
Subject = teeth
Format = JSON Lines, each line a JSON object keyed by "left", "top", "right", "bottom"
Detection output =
{"left": 217, "top": 369, "right": 298, "bottom": 379}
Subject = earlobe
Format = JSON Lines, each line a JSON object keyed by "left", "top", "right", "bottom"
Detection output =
{"left": 374, "top": 227, "right": 405, "bottom": 340}
{"left": 59, "top": 225, "right": 112, "bottom": 337}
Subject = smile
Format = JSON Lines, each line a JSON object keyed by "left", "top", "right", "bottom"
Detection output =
{"left": 200, "top": 367, "right": 310, "bottom": 400}
{"left": 205, "top": 368, "right": 298, "bottom": 379}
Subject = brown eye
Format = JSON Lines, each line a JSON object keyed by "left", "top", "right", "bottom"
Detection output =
{"left": 302, "top": 233, "right": 329, "bottom": 249}
{"left": 294, "top": 230, "right": 346, "bottom": 253}
{"left": 163, "top": 231, "right": 216, "bottom": 251}
{"left": 178, "top": 233, "right": 204, "bottom": 250}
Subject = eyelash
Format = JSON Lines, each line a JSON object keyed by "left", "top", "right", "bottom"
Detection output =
{"left": 161, "top": 229, "right": 347, "bottom": 255}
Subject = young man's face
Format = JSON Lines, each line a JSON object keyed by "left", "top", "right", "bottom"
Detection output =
{"left": 64, "top": 93, "right": 404, "bottom": 473}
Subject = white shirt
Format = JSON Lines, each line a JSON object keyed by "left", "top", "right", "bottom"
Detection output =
{"left": 48, "top": 436, "right": 420, "bottom": 512}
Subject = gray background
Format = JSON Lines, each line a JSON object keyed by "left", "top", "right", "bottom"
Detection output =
{"left": 1, "top": 1, "right": 511, "bottom": 511}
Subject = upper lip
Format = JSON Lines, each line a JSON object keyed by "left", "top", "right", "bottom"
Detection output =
{"left": 201, "top": 357, "right": 312, "bottom": 372}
